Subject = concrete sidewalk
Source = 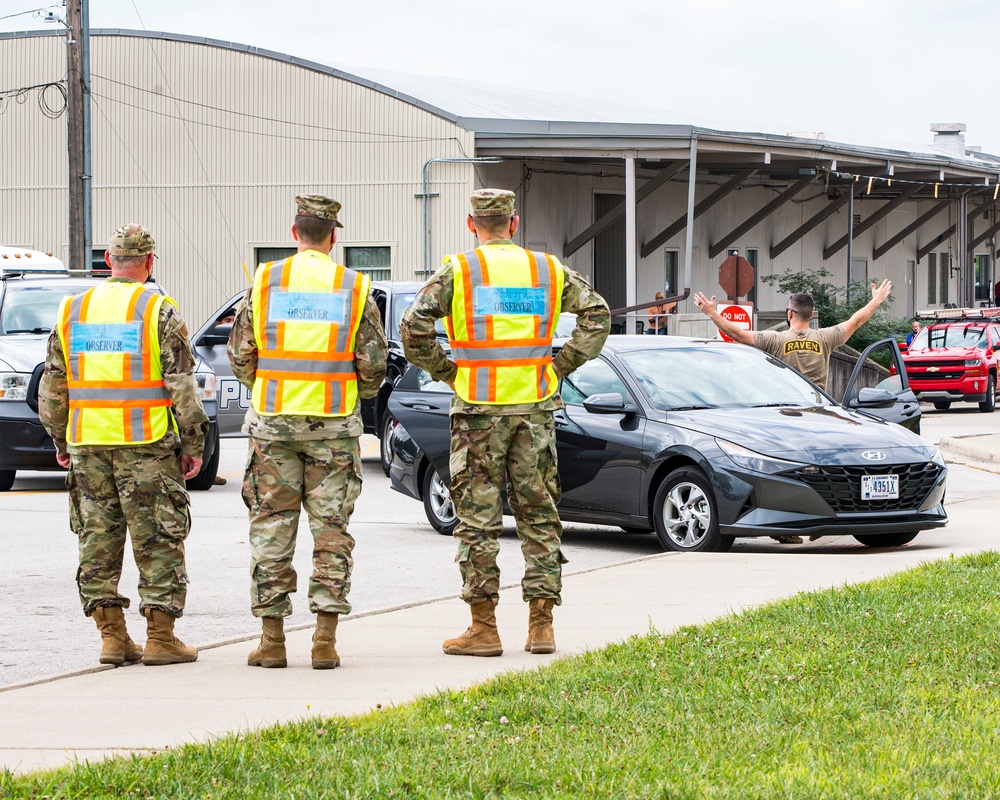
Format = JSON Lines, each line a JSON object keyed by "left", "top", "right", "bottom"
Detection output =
{"left": 1, "top": 479, "right": 997, "bottom": 775}
{"left": 939, "top": 432, "right": 1000, "bottom": 465}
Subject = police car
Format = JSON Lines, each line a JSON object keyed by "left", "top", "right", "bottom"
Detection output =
{"left": 0, "top": 270, "right": 220, "bottom": 491}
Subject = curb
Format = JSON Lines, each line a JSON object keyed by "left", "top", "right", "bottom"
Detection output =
{"left": 939, "top": 434, "right": 1000, "bottom": 465}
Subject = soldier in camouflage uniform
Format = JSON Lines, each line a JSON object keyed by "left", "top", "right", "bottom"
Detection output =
{"left": 401, "top": 188, "right": 610, "bottom": 657}
{"left": 39, "top": 224, "right": 209, "bottom": 667}
{"left": 229, "top": 195, "right": 387, "bottom": 670}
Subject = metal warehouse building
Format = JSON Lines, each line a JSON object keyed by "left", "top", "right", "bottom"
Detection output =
{"left": 3, "top": 28, "right": 1000, "bottom": 329}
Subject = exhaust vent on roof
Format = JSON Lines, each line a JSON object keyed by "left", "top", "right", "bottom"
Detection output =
{"left": 930, "top": 123, "right": 967, "bottom": 156}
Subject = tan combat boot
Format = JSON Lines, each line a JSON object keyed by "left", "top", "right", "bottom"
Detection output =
{"left": 443, "top": 599, "right": 503, "bottom": 657}
{"left": 141, "top": 608, "right": 198, "bottom": 666}
{"left": 311, "top": 611, "right": 340, "bottom": 670}
{"left": 91, "top": 606, "right": 143, "bottom": 665}
{"left": 525, "top": 598, "right": 556, "bottom": 654}
{"left": 248, "top": 616, "right": 287, "bottom": 669}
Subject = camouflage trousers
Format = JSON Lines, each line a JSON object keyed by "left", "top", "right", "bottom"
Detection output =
{"left": 242, "top": 436, "right": 362, "bottom": 617}
{"left": 449, "top": 411, "right": 565, "bottom": 606}
{"left": 67, "top": 443, "right": 191, "bottom": 618}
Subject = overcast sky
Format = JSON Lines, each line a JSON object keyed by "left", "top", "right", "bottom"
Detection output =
{"left": 3, "top": 0, "right": 999, "bottom": 154}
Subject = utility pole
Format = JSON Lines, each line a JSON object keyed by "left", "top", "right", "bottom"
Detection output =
{"left": 65, "top": 0, "right": 92, "bottom": 271}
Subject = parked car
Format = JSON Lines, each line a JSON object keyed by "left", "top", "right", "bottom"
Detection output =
{"left": 902, "top": 310, "right": 1000, "bottom": 412}
{"left": 387, "top": 335, "right": 945, "bottom": 552}
{"left": 0, "top": 271, "right": 220, "bottom": 491}
{"left": 193, "top": 280, "right": 441, "bottom": 475}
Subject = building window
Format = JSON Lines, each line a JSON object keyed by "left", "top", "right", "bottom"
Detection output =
{"left": 927, "top": 253, "right": 936, "bottom": 305}
{"left": 663, "top": 249, "right": 678, "bottom": 295}
{"left": 974, "top": 254, "right": 991, "bottom": 302}
{"left": 939, "top": 253, "right": 950, "bottom": 306}
{"left": 744, "top": 248, "right": 758, "bottom": 306}
{"left": 91, "top": 248, "right": 108, "bottom": 273}
{"left": 254, "top": 247, "right": 296, "bottom": 268}
{"left": 345, "top": 246, "right": 391, "bottom": 281}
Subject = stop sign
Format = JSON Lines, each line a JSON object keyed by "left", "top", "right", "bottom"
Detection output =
{"left": 717, "top": 304, "right": 753, "bottom": 342}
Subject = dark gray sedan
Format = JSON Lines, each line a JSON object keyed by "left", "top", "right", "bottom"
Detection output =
{"left": 387, "top": 336, "right": 946, "bottom": 552}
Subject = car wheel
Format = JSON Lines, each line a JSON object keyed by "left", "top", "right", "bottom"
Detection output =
{"left": 653, "top": 467, "right": 734, "bottom": 553}
{"left": 186, "top": 427, "right": 221, "bottom": 491}
{"left": 853, "top": 532, "right": 919, "bottom": 548}
{"left": 0, "top": 469, "right": 14, "bottom": 492}
{"left": 932, "top": 401, "right": 951, "bottom": 410}
{"left": 980, "top": 374, "right": 997, "bottom": 413}
{"left": 422, "top": 467, "right": 457, "bottom": 535}
{"left": 379, "top": 412, "right": 395, "bottom": 477}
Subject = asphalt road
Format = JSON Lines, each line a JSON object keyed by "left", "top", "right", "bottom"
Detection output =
{"left": 3, "top": 402, "right": 1000, "bottom": 688}
{"left": 0, "top": 435, "right": 665, "bottom": 687}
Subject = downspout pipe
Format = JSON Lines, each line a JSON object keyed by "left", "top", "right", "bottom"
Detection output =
{"left": 418, "top": 157, "right": 503, "bottom": 278}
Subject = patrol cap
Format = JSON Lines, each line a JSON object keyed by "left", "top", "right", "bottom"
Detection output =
{"left": 108, "top": 223, "right": 155, "bottom": 256}
{"left": 295, "top": 194, "right": 344, "bottom": 228}
{"left": 470, "top": 188, "right": 515, "bottom": 217}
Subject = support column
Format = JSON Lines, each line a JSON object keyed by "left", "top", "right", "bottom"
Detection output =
{"left": 625, "top": 154, "right": 637, "bottom": 333}
{"left": 683, "top": 136, "right": 698, "bottom": 301}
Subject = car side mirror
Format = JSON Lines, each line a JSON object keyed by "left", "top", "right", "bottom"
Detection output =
{"left": 583, "top": 392, "right": 637, "bottom": 415}
{"left": 853, "top": 387, "right": 897, "bottom": 408}
{"left": 198, "top": 323, "right": 232, "bottom": 348}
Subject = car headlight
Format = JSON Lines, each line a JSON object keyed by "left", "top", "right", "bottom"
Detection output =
{"left": 964, "top": 359, "right": 982, "bottom": 367}
{"left": 194, "top": 371, "right": 218, "bottom": 403}
{"left": 716, "top": 438, "right": 804, "bottom": 474}
{"left": 0, "top": 371, "right": 30, "bottom": 401}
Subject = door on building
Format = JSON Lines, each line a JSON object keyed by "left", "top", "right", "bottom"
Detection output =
{"left": 906, "top": 260, "right": 916, "bottom": 318}
{"left": 594, "top": 193, "right": 626, "bottom": 324}
{"left": 974, "top": 254, "right": 992, "bottom": 303}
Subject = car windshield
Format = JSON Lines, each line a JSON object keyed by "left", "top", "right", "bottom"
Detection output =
{"left": 0, "top": 283, "right": 83, "bottom": 334}
{"left": 913, "top": 325, "right": 988, "bottom": 350}
{"left": 620, "top": 345, "right": 829, "bottom": 410}
{"left": 391, "top": 292, "right": 447, "bottom": 339}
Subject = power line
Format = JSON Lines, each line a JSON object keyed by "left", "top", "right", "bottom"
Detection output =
{"left": 91, "top": 94, "right": 229, "bottom": 297}
{"left": 0, "top": 80, "right": 67, "bottom": 119}
{"left": 127, "top": 0, "right": 244, "bottom": 269}
{"left": 90, "top": 90, "right": 457, "bottom": 144}
{"left": 91, "top": 72, "right": 446, "bottom": 141}
{"left": 0, "top": 4, "right": 57, "bottom": 22}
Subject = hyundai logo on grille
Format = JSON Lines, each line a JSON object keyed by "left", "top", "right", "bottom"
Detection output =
{"left": 861, "top": 450, "right": 887, "bottom": 461}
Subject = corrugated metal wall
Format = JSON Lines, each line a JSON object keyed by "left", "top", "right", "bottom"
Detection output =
{"left": 1, "top": 32, "right": 476, "bottom": 324}
{"left": 1, "top": 31, "right": 972, "bottom": 326}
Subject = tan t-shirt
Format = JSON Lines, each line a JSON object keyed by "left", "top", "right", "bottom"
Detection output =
{"left": 752, "top": 326, "right": 847, "bottom": 391}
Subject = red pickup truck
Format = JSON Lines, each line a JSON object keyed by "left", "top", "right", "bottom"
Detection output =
{"left": 901, "top": 308, "right": 1000, "bottom": 412}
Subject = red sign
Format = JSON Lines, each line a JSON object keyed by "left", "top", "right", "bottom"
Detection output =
{"left": 718, "top": 255, "right": 755, "bottom": 300}
{"left": 717, "top": 304, "right": 753, "bottom": 342}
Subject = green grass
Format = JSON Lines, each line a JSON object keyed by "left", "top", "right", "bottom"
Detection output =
{"left": 6, "top": 552, "right": 1000, "bottom": 799}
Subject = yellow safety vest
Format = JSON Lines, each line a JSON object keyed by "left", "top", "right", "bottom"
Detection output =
{"left": 445, "top": 245, "right": 564, "bottom": 404}
{"left": 251, "top": 250, "right": 369, "bottom": 416}
{"left": 56, "top": 281, "right": 175, "bottom": 446}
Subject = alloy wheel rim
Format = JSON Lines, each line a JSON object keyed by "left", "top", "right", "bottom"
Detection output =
{"left": 662, "top": 481, "right": 711, "bottom": 548}
{"left": 429, "top": 472, "right": 456, "bottom": 523}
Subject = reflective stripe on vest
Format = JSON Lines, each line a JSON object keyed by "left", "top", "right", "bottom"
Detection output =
{"left": 446, "top": 246, "right": 564, "bottom": 404}
{"left": 56, "top": 281, "right": 174, "bottom": 446}
{"left": 250, "top": 251, "right": 369, "bottom": 416}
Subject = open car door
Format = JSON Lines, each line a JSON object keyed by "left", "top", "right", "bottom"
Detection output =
{"left": 842, "top": 337, "right": 921, "bottom": 433}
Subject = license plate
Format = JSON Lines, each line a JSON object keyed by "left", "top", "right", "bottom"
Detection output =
{"left": 861, "top": 474, "right": 898, "bottom": 500}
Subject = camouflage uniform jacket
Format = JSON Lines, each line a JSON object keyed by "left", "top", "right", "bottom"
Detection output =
{"left": 39, "top": 277, "right": 210, "bottom": 458}
{"left": 227, "top": 275, "right": 388, "bottom": 441}
{"left": 401, "top": 239, "right": 610, "bottom": 415}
